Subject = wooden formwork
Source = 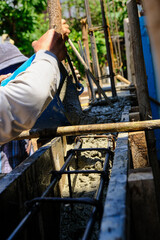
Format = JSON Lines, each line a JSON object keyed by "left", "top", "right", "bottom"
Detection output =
{"left": 98, "top": 98, "right": 160, "bottom": 240}
{"left": 1, "top": 93, "right": 160, "bottom": 240}
{"left": 0, "top": 137, "right": 67, "bottom": 240}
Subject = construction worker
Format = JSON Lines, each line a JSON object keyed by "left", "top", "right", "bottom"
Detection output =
{"left": 0, "top": 20, "right": 70, "bottom": 145}
{"left": 0, "top": 43, "right": 33, "bottom": 174}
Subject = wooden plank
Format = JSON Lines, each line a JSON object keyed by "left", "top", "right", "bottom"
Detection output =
{"left": 129, "top": 131, "right": 149, "bottom": 168}
{"left": 129, "top": 112, "right": 140, "bottom": 121}
{"left": 130, "top": 106, "right": 139, "bottom": 113}
{"left": 124, "top": 18, "right": 136, "bottom": 84}
{"left": 50, "top": 137, "right": 66, "bottom": 193}
{"left": 127, "top": 0, "right": 152, "bottom": 121}
{"left": 128, "top": 167, "right": 160, "bottom": 240}
{"left": 122, "top": 1, "right": 160, "bottom": 215}
{"left": 129, "top": 110, "right": 149, "bottom": 168}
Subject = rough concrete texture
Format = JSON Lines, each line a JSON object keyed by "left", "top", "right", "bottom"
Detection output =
{"left": 59, "top": 100, "right": 131, "bottom": 240}
{"left": 99, "top": 133, "right": 129, "bottom": 240}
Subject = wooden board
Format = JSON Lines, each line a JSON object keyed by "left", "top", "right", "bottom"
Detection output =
{"left": 128, "top": 167, "right": 160, "bottom": 240}
{"left": 129, "top": 131, "right": 149, "bottom": 168}
{"left": 0, "top": 137, "right": 66, "bottom": 239}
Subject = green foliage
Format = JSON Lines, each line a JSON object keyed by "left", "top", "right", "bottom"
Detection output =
{"left": 65, "top": 18, "right": 84, "bottom": 75}
{"left": 0, "top": 0, "right": 48, "bottom": 56}
{"left": 107, "top": 0, "right": 127, "bottom": 36}
{"left": 0, "top": 0, "right": 127, "bottom": 74}
{"left": 61, "top": 0, "right": 127, "bottom": 76}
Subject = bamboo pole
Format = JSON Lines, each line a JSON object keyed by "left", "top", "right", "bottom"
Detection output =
{"left": 15, "top": 119, "right": 160, "bottom": 140}
{"left": 105, "top": 3, "right": 115, "bottom": 72}
{"left": 115, "top": 74, "right": 130, "bottom": 85}
{"left": 100, "top": 0, "right": 117, "bottom": 97}
{"left": 68, "top": 39, "right": 113, "bottom": 106}
{"left": 48, "top": 0, "right": 62, "bottom": 33}
{"left": 80, "top": 18, "right": 95, "bottom": 100}
{"left": 84, "top": 0, "right": 102, "bottom": 98}
{"left": 80, "top": 18, "right": 91, "bottom": 68}
{"left": 78, "top": 40, "right": 96, "bottom": 101}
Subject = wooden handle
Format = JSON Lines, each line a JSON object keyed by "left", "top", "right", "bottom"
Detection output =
{"left": 48, "top": 0, "right": 62, "bottom": 33}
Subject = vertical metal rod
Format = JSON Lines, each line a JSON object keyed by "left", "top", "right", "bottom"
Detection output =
{"left": 66, "top": 53, "right": 80, "bottom": 89}
{"left": 7, "top": 140, "right": 82, "bottom": 240}
{"left": 82, "top": 151, "right": 110, "bottom": 240}
{"left": 83, "top": 47, "right": 96, "bottom": 102}
{"left": 75, "top": 151, "right": 79, "bottom": 169}
{"left": 67, "top": 166, "right": 74, "bottom": 210}
{"left": 68, "top": 39, "right": 113, "bottom": 106}
{"left": 84, "top": 0, "right": 102, "bottom": 99}
{"left": 67, "top": 166, "right": 73, "bottom": 199}
{"left": 78, "top": 40, "right": 96, "bottom": 102}
{"left": 100, "top": 0, "right": 117, "bottom": 97}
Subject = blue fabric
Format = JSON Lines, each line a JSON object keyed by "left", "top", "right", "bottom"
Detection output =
{"left": 1, "top": 53, "right": 70, "bottom": 128}
{"left": 0, "top": 57, "right": 34, "bottom": 173}
{"left": 0, "top": 140, "right": 29, "bottom": 173}
{"left": 1, "top": 54, "right": 35, "bottom": 86}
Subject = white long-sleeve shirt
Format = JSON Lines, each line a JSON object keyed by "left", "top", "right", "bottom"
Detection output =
{"left": 0, "top": 50, "right": 60, "bottom": 145}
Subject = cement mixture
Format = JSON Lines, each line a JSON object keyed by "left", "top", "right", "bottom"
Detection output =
{"left": 59, "top": 96, "right": 131, "bottom": 240}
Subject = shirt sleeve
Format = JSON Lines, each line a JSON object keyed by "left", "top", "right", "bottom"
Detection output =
{"left": 0, "top": 50, "right": 60, "bottom": 145}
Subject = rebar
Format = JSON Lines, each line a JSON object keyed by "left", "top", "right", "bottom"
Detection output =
{"left": 7, "top": 142, "right": 112, "bottom": 240}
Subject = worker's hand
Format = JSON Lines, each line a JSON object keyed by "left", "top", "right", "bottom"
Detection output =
{"left": 61, "top": 19, "right": 70, "bottom": 39}
{"left": 0, "top": 73, "right": 11, "bottom": 85}
{"left": 32, "top": 19, "right": 70, "bottom": 62}
{"left": 32, "top": 29, "right": 67, "bottom": 62}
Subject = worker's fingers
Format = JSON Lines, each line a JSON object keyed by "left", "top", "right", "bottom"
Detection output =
{"left": 62, "top": 25, "right": 70, "bottom": 36}
{"left": 61, "top": 19, "right": 70, "bottom": 37}
{"left": 0, "top": 73, "right": 11, "bottom": 84}
{"left": 61, "top": 19, "right": 66, "bottom": 24}
{"left": 32, "top": 40, "right": 38, "bottom": 49}
{"left": 61, "top": 18, "right": 66, "bottom": 24}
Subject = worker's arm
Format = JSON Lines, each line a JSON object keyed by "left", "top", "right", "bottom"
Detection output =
{"left": 0, "top": 50, "right": 60, "bottom": 144}
{"left": 0, "top": 27, "right": 69, "bottom": 145}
